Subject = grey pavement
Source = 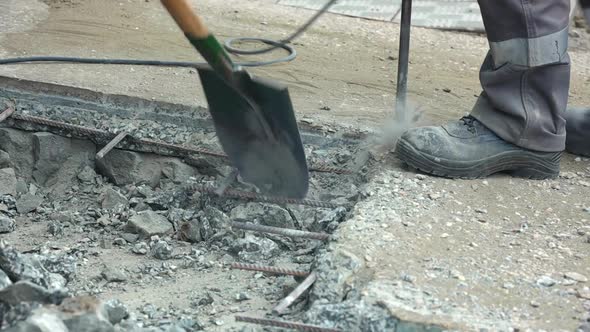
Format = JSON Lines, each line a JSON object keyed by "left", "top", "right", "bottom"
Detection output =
{"left": 277, "top": 0, "right": 484, "bottom": 31}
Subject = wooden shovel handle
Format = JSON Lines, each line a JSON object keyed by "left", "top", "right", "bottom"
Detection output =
{"left": 161, "top": 0, "right": 210, "bottom": 38}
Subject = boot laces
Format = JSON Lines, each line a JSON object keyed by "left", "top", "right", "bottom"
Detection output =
{"left": 460, "top": 116, "right": 477, "bottom": 133}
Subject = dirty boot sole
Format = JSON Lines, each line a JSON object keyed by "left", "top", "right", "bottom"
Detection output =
{"left": 396, "top": 138, "right": 562, "bottom": 180}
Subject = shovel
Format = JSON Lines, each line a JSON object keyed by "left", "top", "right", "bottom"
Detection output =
{"left": 161, "top": 0, "right": 309, "bottom": 199}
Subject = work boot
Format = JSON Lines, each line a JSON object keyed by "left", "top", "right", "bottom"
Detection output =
{"left": 565, "top": 108, "right": 590, "bottom": 157}
{"left": 396, "top": 116, "right": 562, "bottom": 179}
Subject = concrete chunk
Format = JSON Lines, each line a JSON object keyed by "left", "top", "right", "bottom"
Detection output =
{"left": 161, "top": 159, "right": 197, "bottom": 182}
{"left": 0, "top": 268, "right": 12, "bottom": 289}
{"left": 0, "top": 214, "right": 15, "bottom": 233}
{"left": 101, "top": 188, "right": 128, "bottom": 211}
{"left": 0, "top": 129, "right": 34, "bottom": 180}
{"left": 0, "top": 149, "right": 10, "bottom": 168}
{"left": 0, "top": 280, "right": 64, "bottom": 305}
{"left": 230, "top": 203, "right": 294, "bottom": 228}
{"left": 0, "top": 168, "right": 17, "bottom": 196}
{"left": 96, "top": 150, "right": 161, "bottom": 187}
{"left": 32, "top": 132, "right": 96, "bottom": 188}
{"left": 5, "top": 310, "right": 69, "bottom": 332}
{"left": 16, "top": 194, "right": 43, "bottom": 214}
{"left": 127, "top": 211, "right": 173, "bottom": 238}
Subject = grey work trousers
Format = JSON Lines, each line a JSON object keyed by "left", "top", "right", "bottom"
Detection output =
{"left": 471, "top": 0, "right": 571, "bottom": 152}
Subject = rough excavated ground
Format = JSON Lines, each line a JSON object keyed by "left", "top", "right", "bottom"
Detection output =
{"left": 1, "top": 0, "right": 590, "bottom": 331}
{"left": 0, "top": 88, "right": 363, "bottom": 331}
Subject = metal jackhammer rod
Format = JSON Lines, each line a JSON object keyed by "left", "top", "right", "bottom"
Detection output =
{"left": 395, "top": 0, "right": 412, "bottom": 121}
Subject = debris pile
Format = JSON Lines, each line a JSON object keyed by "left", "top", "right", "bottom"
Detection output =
{"left": 0, "top": 95, "right": 363, "bottom": 331}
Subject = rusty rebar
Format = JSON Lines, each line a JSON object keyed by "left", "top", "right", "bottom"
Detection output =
{"left": 137, "top": 137, "right": 227, "bottom": 158}
{"left": 0, "top": 106, "right": 15, "bottom": 122}
{"left": 11, "top": 114, "right": 111, "bottom": 138}
{"left": 235, "top": 315, "right": 340, "bottom": 332}
{"left": 9, "top": 114, "right": 226, "bottom": 158}
{"left": 190, "top": 184, "right": 339, "bottom": 209}
{"left": 309, "top": 164, "right": 352, "bottom": 175}
{"left": 96, "top": 131, "right": 128, "bottom": 159}
{"left": 231, "top": 221, "right": 329, "bottom": 241}
{"left": 231, "top": 262, "right": 310, "bottom": 277}
{"left": 273, "top": 271, "right": 317, "bottom": 314}
{"left": 8, "top": 113, "right": 352, "bottom": 175}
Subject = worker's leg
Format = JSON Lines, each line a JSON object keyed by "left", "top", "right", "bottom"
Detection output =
{"left": 396, "top": 0, "right": 570, "bottom": 179}
{"left": 472, "top": 0, "right": 571, "bottom": 152}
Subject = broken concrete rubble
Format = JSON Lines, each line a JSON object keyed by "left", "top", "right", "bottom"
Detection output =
{"left": 0, "top": 242, "right": 75, "bottom": 298}
{"left": 32, "top": 132, "right": 95, "bottom": 189}
{"left": 126, "top": 211, "right": 173, "bottom": 238}
{"left": 0, "top": 244, "right": 135, "bottom": 331}
{"left": 230, "top": 203, "right": 294, "bottom": 228}
{"left": 119, "top": 232, "right": 138, "bottom": 244}
{"left": 178, "top": 219, "right": 202, "bottom": 243}
{"left": 33, "top": 254, "right": 77, "bottom": 283}
{"left": 0, "top": 103, "right": 363, "bottom": 330}
{"left": 0, "top": 129, "right": 34, "bottom": 180}
{"left": 0, "top": 150, "right": 10, "bottom": 168}
{"left": 16, "top": 194, "right": 43, "bottom": 214}
{"left": 202, "top": 206, "right": 230, "bottom": 230}
{"left": 101, "top": 188, "right": 129, "bottom": 211}
{"left": 305, "top": 299, "right": 399, "bottom": 331}
{"left": 0, "top": 214, "right": 15, "bottom": 233}
{"left": 63, "top": 313, "right": 115, "bottom": 332}
{"left": 144, "top": 191, "right": 178, "bottom": 211}
{"left": 0, "top": 242, "right": 53, "bottom": 290}
{"left": 96, "top": 147, "right": 199, "bottom": 189}
{"left": 179, "top": 206, "right": 232, "bottom": 243}
{"left": 0, "top": 168, "right": 17, "bottom": 196}
{"left": 311, "top": 248, "right": 363, "bottom": 303}
{"left": 101, "top": 266, "right": 128, "bottom": 283}
{"left": 77, "top": 165, "right": 97, "bottom": 184}
{"left": 0, "top": 268, "right": 12, "bottom": 289}
{"left": 1, "top": 195, "right": 16, "bottom": 212}
{"left": 4, "top": 297, "right": 117, "bottom": 332}
{"left": 15, "top": 179, "right": 27, "bottom": 196}
{"left": 0, "top": 281, "right": 66, "bottom": 306}
{"left": 97, "top": 150, "right": 161, "bottom": 187}
{"left": 231, "top": 234, "right": 280, "bottom": 263}
{"left": 132, "top": 242, "right": 149, "bottom": 255}
{"left": 4, "top": 310, "right": 69, "bottom": 332}
{"left": 161, "top": 159, "right": 197, "bottom": 183}
{"left": 103, "top": 299, "right": 129, "bottom": 325}
{"left": 150, "top": 239, "right": 173, "bottom": 260}
{"left": 302, "top": 207, "right": 348, "bottom": 233}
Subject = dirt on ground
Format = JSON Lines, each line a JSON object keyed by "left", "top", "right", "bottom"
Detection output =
{"left": 1, "top": 0, "right": 590, "bottom": 331}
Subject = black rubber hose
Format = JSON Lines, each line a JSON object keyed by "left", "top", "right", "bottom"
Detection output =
{"left": 224, "top": 0, "right": 338, "bottom": 55}
{"left": 0, "top": 37, "right": 296, "bottom": 68}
